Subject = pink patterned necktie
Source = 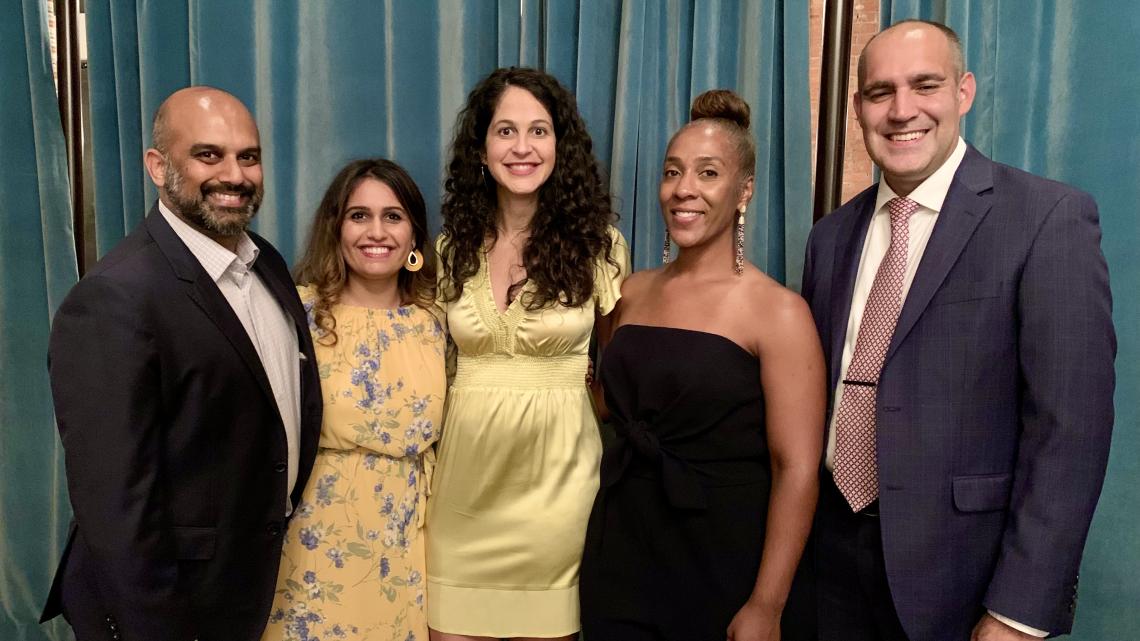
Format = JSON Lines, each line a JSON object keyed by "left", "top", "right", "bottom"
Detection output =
{"left": 833, "top": 196, "right": 918, "bottom": 511}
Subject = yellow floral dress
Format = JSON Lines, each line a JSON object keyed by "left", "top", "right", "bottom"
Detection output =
{"left": 263, "top": 286, "right": 445, "bottom": 641}
{"left": 426, "top": 227, "right": 629, "bottom": 637}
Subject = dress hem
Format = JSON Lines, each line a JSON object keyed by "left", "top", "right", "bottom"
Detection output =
{"left": 426, "top": 579, "right": 581, "bottom": 637}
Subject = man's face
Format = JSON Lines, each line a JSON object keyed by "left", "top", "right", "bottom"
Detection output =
{"left": 151, "top": 93, "right": 264, "bottom": 238}
{"left": 853, "top": 25, "right": 975, "bottom": 196}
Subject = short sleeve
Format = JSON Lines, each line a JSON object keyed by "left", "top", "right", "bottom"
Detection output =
{"left": 594, "top": 226, "right": 631, "bottom": 316}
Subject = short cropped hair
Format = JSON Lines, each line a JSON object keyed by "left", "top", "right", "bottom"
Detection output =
{"left": 857, "top": 19, "right": 965, "bottom": 87}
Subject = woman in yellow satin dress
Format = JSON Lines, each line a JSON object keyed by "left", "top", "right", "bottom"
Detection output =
{"left": 426, "top": 68, "right": 628, "bottom": 641}
{"left": 263, "top": 159, "right": 445, "bottom": 641}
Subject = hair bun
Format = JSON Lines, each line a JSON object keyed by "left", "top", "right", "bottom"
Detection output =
{"left": 689, "top": 89, "right": 750, "bottom": 130}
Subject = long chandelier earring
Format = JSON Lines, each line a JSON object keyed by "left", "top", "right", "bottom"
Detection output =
{"left": 662, "top": 230, "right": 672, "bottom": 264}
{"left": 734, "top": 205, "right": 746, "bottom": 275}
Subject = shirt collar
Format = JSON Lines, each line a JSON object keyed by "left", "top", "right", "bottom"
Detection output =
{"left": 157, "top": 200, "right": 259, "bottom": 282}
{"left": 874, "top": 137, "right": 968, "bottom": 215}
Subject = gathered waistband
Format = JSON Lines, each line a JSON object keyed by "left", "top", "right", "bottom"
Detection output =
{"left": 452, "top": 353, "right": 587, "bottom": 389}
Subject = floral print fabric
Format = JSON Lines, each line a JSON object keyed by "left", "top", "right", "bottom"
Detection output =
{"left": 262, "top": 287, "right": 446, "bottom": 641}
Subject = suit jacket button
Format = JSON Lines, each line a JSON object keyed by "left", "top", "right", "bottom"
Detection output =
{"left": 267, "top": 522, "right": 281, "bottom": 536}
{"left": 274, "top": 462, "right": 287, "bottom": 473}
{"left": 105, "top": 615, "right": 114, "bottom": 623}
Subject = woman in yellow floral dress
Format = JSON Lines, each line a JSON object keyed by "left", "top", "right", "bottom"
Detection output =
{"left": 262, "top": 159, "right": 445, "bottom": 641}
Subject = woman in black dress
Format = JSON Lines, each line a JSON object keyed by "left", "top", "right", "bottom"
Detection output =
{"left": 580, "top": 90, "right": 826, "bottom": 641}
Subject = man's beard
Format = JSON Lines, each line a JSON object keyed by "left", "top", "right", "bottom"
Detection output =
{"left": 163, "top": 160, "right": 263, "bottom": 237}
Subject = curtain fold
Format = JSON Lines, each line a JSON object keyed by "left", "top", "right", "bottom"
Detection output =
{"left": 0, "top": 1, "right": 78, "bottom": 640}
{"left": 85, "top": 0, "right": 811, "bottom": 278}
{"left": 881, "top": 3, "right": 1140, "bottom": 638}
{"left": 589, "top": 0, "right": 813, "bottom": 280}
{"left": 7, "top": 2, "right": 808, "bottom": 639}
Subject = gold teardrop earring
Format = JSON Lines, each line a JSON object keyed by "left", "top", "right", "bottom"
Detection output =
{"left": 405, "top": 249, "right": 424, "bottom": 273}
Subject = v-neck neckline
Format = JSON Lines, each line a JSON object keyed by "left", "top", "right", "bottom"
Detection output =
{"left": 483, "top": 249, "right": 527, "bottom": 317}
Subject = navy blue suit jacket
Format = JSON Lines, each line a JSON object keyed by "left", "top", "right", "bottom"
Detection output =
{"left": 41, "top": 206, "right": 322, "bottom": 641}
{"left": 801, "top": 147, "right": 1115, "bottom": 640}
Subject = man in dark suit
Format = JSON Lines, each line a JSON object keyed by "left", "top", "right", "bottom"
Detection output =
{"left": 799, "top": 20, "right": 1115, "bottom": 641}
{"left": 41, "top": 86, "right": 322, "bottom": 641}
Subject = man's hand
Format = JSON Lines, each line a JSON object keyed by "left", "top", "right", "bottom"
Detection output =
{"left": 971, "top": 613, "right": 1042, "bottom": 641}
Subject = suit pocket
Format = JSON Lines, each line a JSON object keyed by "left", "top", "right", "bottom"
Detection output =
{"left": 170, "top": 526, "right": 216, "bottom": 560}
{"left": 928, "top": 280, "right": 1003, "bottom": 307}
{"left": 952, "top": 473, "right": 1013, "bottom": 512}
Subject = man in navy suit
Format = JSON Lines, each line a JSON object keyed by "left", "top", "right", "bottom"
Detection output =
{"left": 41, "top": 87, "right": 322, "bottom": 640}
{"left": 798, "top": 20, "right": 1115, "bottom": 641}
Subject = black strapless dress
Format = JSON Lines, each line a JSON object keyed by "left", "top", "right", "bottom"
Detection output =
{"left": 580, "top": 324, "right": 770, "bottom": 641}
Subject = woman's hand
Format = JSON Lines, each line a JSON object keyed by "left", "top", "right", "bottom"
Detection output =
{"left": 726, "top": 599, "right": 781, "bottom": 641}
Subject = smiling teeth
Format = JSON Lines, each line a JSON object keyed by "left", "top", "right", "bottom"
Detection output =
{"left": 673, "top": 211, "right": 701, "bottom": 220}
{"left": 889, "top": 131, "right": 925, "bottom": 141}
{"left": 210, "top": 193, "right": 243, "bottom": 204}
{"left": 361, "top": 247, "right": 391, "bottom": 257}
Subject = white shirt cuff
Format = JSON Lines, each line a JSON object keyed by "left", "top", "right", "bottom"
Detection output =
{"left": 988, "top": 610, "right": 1049, "bottom": 637}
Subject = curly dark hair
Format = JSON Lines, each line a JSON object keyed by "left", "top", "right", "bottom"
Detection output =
{"left": 294, "top": 158, "right": 437, "bottom": 346}
{"left": 439, "top": 67, "right": 618, "bottom": 309}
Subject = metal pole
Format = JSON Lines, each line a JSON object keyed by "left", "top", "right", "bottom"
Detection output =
{"left": 813, "top": 0, "right": 855, "bottom": 222}
{"left": 54, "top": 0, "right": 86, "bottom": 273}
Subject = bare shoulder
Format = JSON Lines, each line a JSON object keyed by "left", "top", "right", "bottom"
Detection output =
{"left": 619, "top": 267, "right": 661, "bottom": 304}
{"left": 739, "top": 267, "right": 817, "bottom": 350}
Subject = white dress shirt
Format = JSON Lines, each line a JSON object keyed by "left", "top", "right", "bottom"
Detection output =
{"left": 822, "top": 139, "right": 1047, "bottom": 637}
{"left": 158, "top": 202, "right": 302, "bottom": 516}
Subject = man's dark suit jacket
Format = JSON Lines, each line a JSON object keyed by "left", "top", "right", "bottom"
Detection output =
{"left": 801, "top": 147, "right": 1115, "bottom": 640}
{"left": 41, "top": 205, "right": 322, "bottom": 641}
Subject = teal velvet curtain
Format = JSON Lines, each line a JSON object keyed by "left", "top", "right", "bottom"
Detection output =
{"left": 2, "top": 2, "right": 809, "bottom": 640}
{"left": 880, "top": 2, "right": 1140, "bottom": 637}
{"left": 0, "top": 1, "right": 78, "bottom": 640}
{"left": 84, "top": 0, "right": 812, "bottom": 280}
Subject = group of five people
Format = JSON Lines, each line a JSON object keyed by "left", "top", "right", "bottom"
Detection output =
{"left": 40, "top": 19, "right": 1114, "bottom": 641}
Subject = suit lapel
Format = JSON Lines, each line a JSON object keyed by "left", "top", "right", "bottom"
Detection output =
{"left": 827, "top": 190, "right": 877, "bottom": 391}
{"left": 250, "top": 241, "right": 306, "bottom": 338}
{"left": 886, "top": 147, "right": 995, "bottom": 362}
{"left": 144, "top": 208, "right": 279, "bottom": 409}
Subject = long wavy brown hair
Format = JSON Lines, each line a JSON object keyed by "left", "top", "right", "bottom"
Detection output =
{"left": 439, "top": 67, "right": 618, "bottom": 309}
{"left": 294, "top": 158, "right": 437, "bottom": 346}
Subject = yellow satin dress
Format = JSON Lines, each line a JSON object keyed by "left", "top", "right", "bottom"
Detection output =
{"left": 426, "top": 227, "right": 629, "bottom": 637}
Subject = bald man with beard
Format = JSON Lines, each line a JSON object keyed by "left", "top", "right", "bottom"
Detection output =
{"left": 40, "top": 87, "right": 322, "bottom": 641}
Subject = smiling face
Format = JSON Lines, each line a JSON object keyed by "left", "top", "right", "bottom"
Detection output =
{"left": 145, "top": 89, "right": 264, "bottom": 238}
{"left": 659, "top": 124, "right": 753, "bottom": 254}
{"left": 854, "top": 23, "right": 975, "bottom": 196}
{"left": 339, "top": 177, "right": 416, "bottom": 289}
{"left": 482, "top": 85, "right": 557, "bottom": 203}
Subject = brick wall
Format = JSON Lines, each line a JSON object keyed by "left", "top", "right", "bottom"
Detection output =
{"left": 809, "top": 0, "right": 879, "bottom": 206}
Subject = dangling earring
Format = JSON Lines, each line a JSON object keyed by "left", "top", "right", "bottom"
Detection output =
{"left": 662, "top": 230, "right": 672, "bottom": 264}
{"left": 406, "top": 249, "right": 424, "bottom": 273}
{"left": 734, "top": 205, "right": 746, "bottom": 275}
{"left": 480, "top": 164, "right": 489, "bottom": 183}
